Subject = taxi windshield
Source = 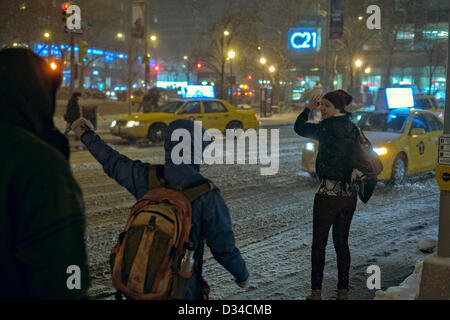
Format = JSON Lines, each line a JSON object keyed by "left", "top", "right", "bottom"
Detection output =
{"left": 155, "top": 101, "right": 184, "bottom": 113}
{"left": 353, "top": 112, "right": 409, "bottom": 133}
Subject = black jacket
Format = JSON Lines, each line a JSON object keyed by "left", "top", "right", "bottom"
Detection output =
{"left": 294, "top": 108, "right": 358, "bottom": 183}
{"left": 0, "top": 49, "right": 90, "bottom": 299}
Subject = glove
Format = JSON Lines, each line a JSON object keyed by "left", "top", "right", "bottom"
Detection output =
{"left": 236, "top": 277, "right": 249, "bottom": 289}
{"left": 71, "top": 117, "right": 94, "bottom": 139}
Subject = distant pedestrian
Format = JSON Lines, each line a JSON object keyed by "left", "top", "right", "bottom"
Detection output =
{"left": 71, "top": 117, "right": 249, "bottom": 300}
{"left": 139, "top": 87, "right": 160, "bottom": 113}
{"left": 148, "top": 87, "right": 161, "bottom": 111}
{"left": 0, "top": 48, "right": 90, "bottom": 299}
{"left": 64, "top": 91, "right": 81, "bottom": 135}
{"left": 294, "top": 89, "right": 358, "bottom": 300}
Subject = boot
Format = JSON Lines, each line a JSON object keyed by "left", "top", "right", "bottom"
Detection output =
{"left": 336, "top": 289, "right": 348, "bottom": 300}
{"left": 306, "top": 289, "right": 322, "bottom": 300}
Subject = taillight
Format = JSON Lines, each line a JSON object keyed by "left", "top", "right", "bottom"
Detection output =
{"left": 254, "top": 113, "right": 259, "bottom": 120}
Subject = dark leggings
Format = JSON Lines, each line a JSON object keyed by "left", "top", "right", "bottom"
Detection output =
{"left": 311, "top": 193, "right": 357, "bottom": 290}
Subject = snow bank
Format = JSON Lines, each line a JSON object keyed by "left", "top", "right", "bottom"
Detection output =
{"left": 418, "top": 238, "right": 437, "bottom": 254}
{"left": 374, "top": 260, "right": 423, "bottom": 300}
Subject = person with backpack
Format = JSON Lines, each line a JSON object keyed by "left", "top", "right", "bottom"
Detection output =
{"left": 70, "top": 117, "right": 249, "bottom": 300}
{"left": 0, "top": 48, "right": 90, "bottom": 299}
{"left": 294, "top": 90, "right": 359, "bottom": 300}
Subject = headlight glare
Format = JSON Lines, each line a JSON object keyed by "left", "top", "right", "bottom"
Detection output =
{"left": 306, "top": 142, "right": 315, "bottom": 152}
{"left": 373, "top": 147, "right": 388, "bottom": 155}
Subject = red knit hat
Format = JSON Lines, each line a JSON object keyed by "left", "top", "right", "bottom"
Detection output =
{"left": 323, "top": 90, "right": 353, "bottom": 111}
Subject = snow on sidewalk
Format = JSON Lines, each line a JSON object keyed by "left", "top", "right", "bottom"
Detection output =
{"left": 374, "top": 260, "right": 424, "bottom": 300}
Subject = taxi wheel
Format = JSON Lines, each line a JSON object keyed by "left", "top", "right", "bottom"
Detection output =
{"left": 148, "top": 123, "right": 166, "bottom": 143}
{"left": 390, "top": 155, "right": 407, "bottom": 185}
{"left": 226, "top": 121, "right": 243, "bottom": 131}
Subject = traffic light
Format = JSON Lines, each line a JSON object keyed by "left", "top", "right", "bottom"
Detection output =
{"left": 62, "top": 2, "right": 73, "bottom": 31}
{"left": 248, "top": 74, "right": 252, "bottom": 80}
{"left": 196, "top": 63, "right": 202, "bottom": 69}
{"left": 154, "top": 64, "right": 160, "bottom": 72}
{"left": 142, "top": 54, "right": 150, "bottom": 65}
{"left": 78, "top": 40, "right": 88, "bottom": 63}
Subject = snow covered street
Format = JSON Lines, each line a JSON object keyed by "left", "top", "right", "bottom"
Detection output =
{"left": 69, "top": 126, "right": 440, "bottom": 300}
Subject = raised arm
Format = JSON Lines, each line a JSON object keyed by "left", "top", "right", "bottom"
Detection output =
{"left": 294, "top": 95, "right": 322, "bottom": 140}
{"left": 78, "top": 128, "right": 149, "bottom": 200}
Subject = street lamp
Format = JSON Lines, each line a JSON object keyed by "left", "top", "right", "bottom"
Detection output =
{"left": 227, "top": 50, "right": 236, "bottom": 104}
{"left": 269, "top": 65, "right": 276, "bottom": 73}
{"left": 43, "top": 32, "right": 51, "bottom": 58}
{"left": 116, "top": 33, "right": 124, "bottom": 39}
{"left": 259, "top": 57, "right": 269, "bottom": 117}
{"left": 353, "top": 59, "right": 364, "bottom": 101}
{"left": 365, "top": 67, "right": 371, "bottom": 74}
{"left": 220, "top": 30, "right": 231, "bottom": 99}
{"left": 150, "top": 35, "right": 157, "bottom": 41}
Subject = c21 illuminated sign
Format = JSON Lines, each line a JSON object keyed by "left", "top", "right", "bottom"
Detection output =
{"left": 288, "top": 28, "right": 321, "bottom": 53}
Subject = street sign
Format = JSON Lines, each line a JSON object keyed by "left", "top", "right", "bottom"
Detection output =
{"left": 438, "top": 135, "right": 450, "bottom": 165}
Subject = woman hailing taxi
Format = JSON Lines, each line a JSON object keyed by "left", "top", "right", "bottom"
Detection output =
{"left": 294, "top": 90, "right": 358, "bottom": 300}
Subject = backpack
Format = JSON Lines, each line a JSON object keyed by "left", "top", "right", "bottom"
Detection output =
{"left": 109, "top": 165, "right": 214, "bottom": 300}
{"left": 350, "top": 125, "right": 384, "bottom": 204}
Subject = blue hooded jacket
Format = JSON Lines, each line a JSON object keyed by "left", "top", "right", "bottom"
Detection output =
{"left": 80, "top": 119, "right": 249, "bottom": 299}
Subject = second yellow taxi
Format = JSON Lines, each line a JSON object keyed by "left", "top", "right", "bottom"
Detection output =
{"left": 301, "top": 108, "right": 444, "bottom": 184}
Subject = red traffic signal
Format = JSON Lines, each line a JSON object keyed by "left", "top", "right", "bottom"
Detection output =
{"left": 61, "top": 2, "right": 69, "bottom": 11}
{"left": 154, "top": 65, "right": 160, "bottom": 72}
{"left": 196, "top": 63, "right": 202, "bottom": 69}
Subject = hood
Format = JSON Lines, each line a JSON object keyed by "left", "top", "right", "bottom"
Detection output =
{"left": 363, "top": 131, "right": 401, "bottom": 145}
{"left": 163, "top": 119, "right": 212, "bottom": 188}
{"left": 0, "top": 48, "right": 68, "bottom": 157}
{"left": 0, "top": 48, "right": 61, "bottom": 138}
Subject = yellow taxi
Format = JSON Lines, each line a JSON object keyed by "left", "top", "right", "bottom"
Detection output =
{"left": 110, "top": 99, "right": 260, "bottom": 142}
{"left": 301, "top": 108, "right": 444, "bottom": 184}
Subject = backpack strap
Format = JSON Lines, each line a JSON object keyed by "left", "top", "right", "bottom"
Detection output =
{"left": 183, "top": 179, "right": 215, "bottom": 202}
{"left": 148, "top": 165, "right": 165, "bottom": 190}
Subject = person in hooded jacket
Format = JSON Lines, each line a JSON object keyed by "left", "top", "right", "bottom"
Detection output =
{"left": 70, "top": 117, "right": 249, "bottom": 299}
{"left": 0, "top": 48, "right": 90, "bottom": 299}
{"left": 294, "top": 90, "right": 358, "bottom": 300}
